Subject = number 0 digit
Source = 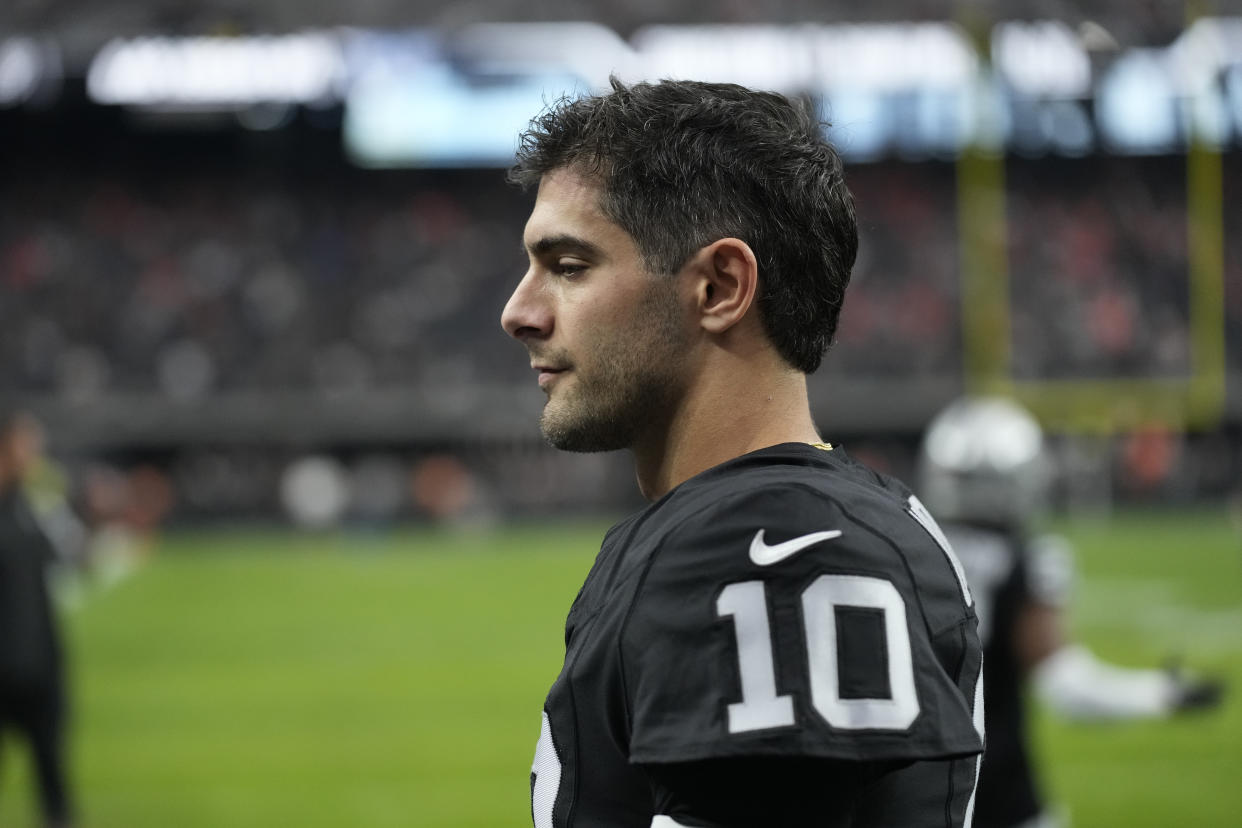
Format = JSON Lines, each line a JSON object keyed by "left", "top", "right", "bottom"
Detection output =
{"left": 802, "top": 574, "right": 920, "bottom": 729}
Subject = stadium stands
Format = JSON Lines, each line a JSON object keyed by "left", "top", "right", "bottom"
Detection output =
{"left": 2, "top": 6, "right": 1240, "bottom": 521}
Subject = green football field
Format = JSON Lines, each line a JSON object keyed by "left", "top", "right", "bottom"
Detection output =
{"left": 2, "top": 510, "right": 1240, "bottom": 827}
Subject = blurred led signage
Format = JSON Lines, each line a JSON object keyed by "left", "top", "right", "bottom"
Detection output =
{"left": 992, "top": 21, "right": 1092, "bottom": 98}
{"left": 344, "top": 64, "right": 585, "bottom": 168}
{"left": 341, "top": 27, "right": 589, "bottom": 167}
{"left": 0, "top": 37, "right": 62, "bottom": 106}
{"left": 86, "top": 33, "right": 347, "bottom": 106}
{"left": 67, "top": 18, "right": 1242, "bottom": 164}
{"left": 632, "top": 23, "right": 976, "bottom": 93}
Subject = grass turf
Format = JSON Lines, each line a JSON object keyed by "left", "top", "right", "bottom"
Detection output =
{"left": 1, "top": 510, "right": 1239, "bottom": 827}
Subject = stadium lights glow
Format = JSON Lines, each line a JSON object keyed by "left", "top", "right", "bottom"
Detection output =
{"left": 73, "top": 18, "right": 1239, "bottom": 163}
{"left": 992, "top": 21, "right": 1092, "bottom": 97}
{"left": 1167, "top": 17, "right": 1242, "bottom": 96}
{"left": 1164, "top": 17, "right": 1242, "bottom": 144}
{"left": 811, "top": 23, "right": 977, "bottom": 92}
{"left": 0, "top": 37, "right": 61, "bottom": 106}
{"left": 630, "top": 25, "right": 818, "bottom": 93}
{"left": 631, "top": 23, "right": 976, "bottom": 94}
{"left": 449, "top": 23, "right": 639, "bottom": 91}
{"left": 1095, "top": 48, "right": 1180, "bottom": 154}
{"left": 86, "top": 33, "right": 347, "bottom": 107}
{"left": 446, "top": 22, "right": 977, "bottom": 95}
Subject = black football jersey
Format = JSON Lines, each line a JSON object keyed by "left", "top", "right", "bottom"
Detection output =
{"left": 940, "top": 522, "right": 1073, "bottom": 828}
{"left": 532, "top": 444, "right": 985, "bottom": 828}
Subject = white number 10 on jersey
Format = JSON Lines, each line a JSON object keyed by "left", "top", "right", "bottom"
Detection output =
{"left": 717, "top": 574, "right": 920, "bottom": 733}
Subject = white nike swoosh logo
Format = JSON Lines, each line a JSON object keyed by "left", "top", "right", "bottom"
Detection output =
{"left": 748, "top": 529, "right": 844, "bottom": 566}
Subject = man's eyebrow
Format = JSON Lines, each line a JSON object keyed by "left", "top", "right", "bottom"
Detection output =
{"left": 524, "top": 234, "right": 603, "bottom": 259}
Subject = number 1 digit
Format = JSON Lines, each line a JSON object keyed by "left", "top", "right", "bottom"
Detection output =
{"left": 716, "top": 581, "right": 796, "bottom": 733}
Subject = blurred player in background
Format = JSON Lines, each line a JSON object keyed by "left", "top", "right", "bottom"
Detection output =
{"left": 0, "top": 409, "right": 77, "bottom": 828}
{"left": 502, "top": 78, "right": 984, "bottom": 828}
{"left": 918, "top": 395, "right": 1224, "bottom": 828}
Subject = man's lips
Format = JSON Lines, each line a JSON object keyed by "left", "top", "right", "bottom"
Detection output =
{"left": 533, "top": 365, "right": 569, "bottom": 388}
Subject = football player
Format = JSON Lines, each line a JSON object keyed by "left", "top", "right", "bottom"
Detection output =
{"left": 502, "top": 78, "right": 985, "bottom": 828}
{"left": 917, "top": 396, "right": 1225, "bottom": 828}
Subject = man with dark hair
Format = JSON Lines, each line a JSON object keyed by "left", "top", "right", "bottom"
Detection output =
{"left": 501, "top": 78, "right": 984, "bottom": 828}
{"left": 0, "top": 410, "right": 75, "bottom": 828}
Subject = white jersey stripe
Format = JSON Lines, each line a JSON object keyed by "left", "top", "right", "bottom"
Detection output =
{"left": 906, "top": 494, "right": 974, "bottom": 606}
{"left": 963, "top": 656, "right": 986, "bottom": 827}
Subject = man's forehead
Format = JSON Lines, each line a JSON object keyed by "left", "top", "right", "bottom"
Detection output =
{"left": 523, "top": 168, "right": 618, "bottom": 247}
{"left": 537, "top": 166, "right": 601, "bottom": 199}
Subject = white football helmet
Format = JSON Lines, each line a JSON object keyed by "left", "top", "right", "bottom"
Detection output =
{"left": 917, "top": 396, "right": 1051, "bottom": 527}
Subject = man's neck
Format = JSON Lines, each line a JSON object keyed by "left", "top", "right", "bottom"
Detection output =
{"left": 631, "top": 363, "right": 821, "bottom": 501}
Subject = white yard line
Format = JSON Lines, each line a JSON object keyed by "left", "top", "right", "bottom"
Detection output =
{"left": 1071, "top": 578, "right": 1242, "bottom": 654}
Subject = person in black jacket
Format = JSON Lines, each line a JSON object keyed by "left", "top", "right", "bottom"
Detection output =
{"left": 0, "top": 409, "right": 75, "bottom": 828}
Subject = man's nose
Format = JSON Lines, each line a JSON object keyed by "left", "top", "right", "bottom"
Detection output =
{"left": 501, "top": 270, "right": 552, "bottom": 341}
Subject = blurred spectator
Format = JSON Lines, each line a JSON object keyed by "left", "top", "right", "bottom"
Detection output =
{"left": 279, "top": 454, "right": 349, "bottom": 529}
{"left": 74, "top": 461, "right": 175, "bottom": 587}
{"left": 409, "top": 453, "right": 500, "bottom": 528}
{"left": 1118, "top": 420, "right": 1183, "bottom": 497}
{"left": 0, "top": 409, "right": 77, "bottom": 828}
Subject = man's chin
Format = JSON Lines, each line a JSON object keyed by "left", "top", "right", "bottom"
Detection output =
{"left": 540, "top": 409, "right": 629, "bottom": 454}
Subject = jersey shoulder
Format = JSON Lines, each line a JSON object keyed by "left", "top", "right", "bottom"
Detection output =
{"left": 620, "top": 447, "right": 983, "bottom": 767}
{"left": 637, "top": 448, "right": 973, "bottom": 627}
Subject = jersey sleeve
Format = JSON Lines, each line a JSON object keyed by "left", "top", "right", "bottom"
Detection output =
{"left": 621, "top": 483, "right": 983, "bottom": 767}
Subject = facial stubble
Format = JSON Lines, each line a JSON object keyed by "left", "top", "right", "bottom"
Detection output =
{"left": 540, "top": 281, "right": 688, "bottom": 453}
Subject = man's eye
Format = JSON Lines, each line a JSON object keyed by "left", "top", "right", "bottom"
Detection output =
{"left": 556, "top": 262, "right": 587, "bottom": 278}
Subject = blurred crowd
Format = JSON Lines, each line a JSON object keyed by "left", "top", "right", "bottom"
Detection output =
{"left": 1008, "top": 156, "right": 1200, "bottom": 380}
{"left": 6, "top": 155, "right": 1236, "bottom": 405}
{"left": 2, "top": 136, "right": 1241, "bottom": 525}
{"left": 1, "top": 165, "right": 530, "bottom": 402}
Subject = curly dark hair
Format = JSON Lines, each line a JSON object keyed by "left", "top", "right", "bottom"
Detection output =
{"left": 509, "top": 77, "right": 858, "bottom": 374}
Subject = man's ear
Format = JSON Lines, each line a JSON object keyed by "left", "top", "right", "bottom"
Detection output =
{"left": 693, "top": 238, "right": 759, "bottom": 335}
